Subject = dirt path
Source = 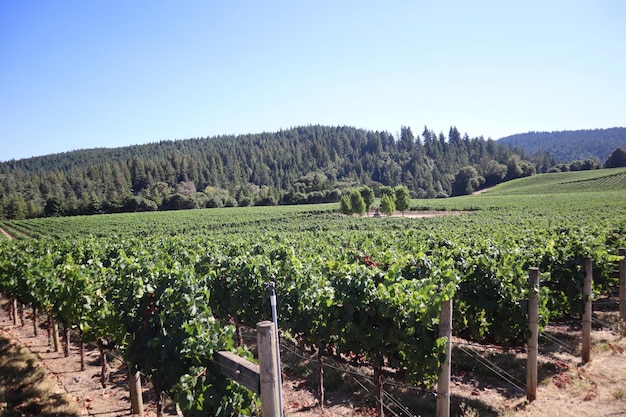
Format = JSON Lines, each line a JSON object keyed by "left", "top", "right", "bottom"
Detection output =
{"left": 0, "top": 331, "right": 78, "bottom": 416}
{"left": 366, "top": 210, "right": 466, "bottom": 218}
{"left": 510, "top": 319, "right": 626, "bottom": 417}
{"left": 0, "top": 300, "right": 366, "bottom": 417}
{"left": 0, "top": 302, "right": 177, "bottom": 417}
{"left": 0, "top": 227, "right": 13, "bottom": 240}
{"left": 2, "top": 296, "right": 626, "bottom": 416}
{"left": 473, "top": 186, "right": 497, "bottom": 195}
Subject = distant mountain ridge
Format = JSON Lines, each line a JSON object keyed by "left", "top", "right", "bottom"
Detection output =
{"left": 498, "top": 127, "right": 626, "bottom": 163}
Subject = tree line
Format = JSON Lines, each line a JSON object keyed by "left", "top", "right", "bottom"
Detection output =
{"left": 0, "top": 124, "right": 597, "bottom": 219}
{"left": 498, "top": 127, "right": 626, "bottom": 163}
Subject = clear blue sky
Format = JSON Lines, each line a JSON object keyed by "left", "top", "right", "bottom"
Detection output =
{"left": 1, "top": 1, "right": 625, "bottom": 162}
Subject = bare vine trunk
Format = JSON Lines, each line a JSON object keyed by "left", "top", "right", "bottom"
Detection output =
{"left": 63, "top": 322, "right": 70, "bottom": 357}
{"left": 19, "top": 302, "right": 25, "bottom": 326}
{"left": 317, "top": 349, "right": 324, "bottom": 409}
{"left": 9, "top": 298, "right": 16, "bottom": 324}
{"left": 32, "top": 305, "right": 38, "bottom": 337}
{"left": 97, "top": 339, "right": 111, "bottom": 388}
{"left": 155, "top": 390, "right": 165, "bottom": 417}
{"left": 79, "top": 330, "right": 85, "bottom": 371}
{"left": 46, "top": 314, "right": 52, "bottom": 347}
{"left": 236, "top": 323, "right": 243, "bottom": 347}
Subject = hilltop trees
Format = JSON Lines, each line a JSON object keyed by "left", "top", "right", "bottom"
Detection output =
{"left": 605, "top": 148, "right": 626, "bottom": 168}
{"left": 0, "top": 125, "right": 549, "bottom": 219}
{"left": 498, "top": 127, "right": 626, "bottom": 163}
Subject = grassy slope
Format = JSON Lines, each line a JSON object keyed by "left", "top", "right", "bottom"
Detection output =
{"left": 406, "top": 167, "right": 626, "bottom": 214}
{"left": 484, "top": 167, "right": 626, "bottom": 196}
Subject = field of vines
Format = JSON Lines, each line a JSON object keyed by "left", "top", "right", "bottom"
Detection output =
{"left": 1, "top": 168, "right": 626, "bottom": 416}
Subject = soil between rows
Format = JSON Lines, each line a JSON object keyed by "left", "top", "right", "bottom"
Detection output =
{"left": 1, "top": 299, "right": 626, "bottom": 416}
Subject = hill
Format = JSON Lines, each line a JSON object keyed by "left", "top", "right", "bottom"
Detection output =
{"left": 484, "top": 167, "right": 626, "bottom": 196}
{"left": 0, "top": 125, "right": 552, "bottom": 219}
{"left": 498, "top": 127, "right": 626, "bottom": 163}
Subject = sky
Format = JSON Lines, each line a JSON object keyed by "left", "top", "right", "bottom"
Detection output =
{"left": 1, "top": 1, "right": 625, "bottom": 162}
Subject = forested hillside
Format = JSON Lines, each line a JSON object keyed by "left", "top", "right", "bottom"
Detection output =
{"left": 498, "top": 127, "right": 626, "bottom": 163}
{"left": 0, "top": 125, "right": 555, "bottom": 219}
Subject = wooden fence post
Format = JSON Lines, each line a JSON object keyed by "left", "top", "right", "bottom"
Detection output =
{"left": 127, "top": 363, "right": 144, "bottom": 417}
{"left": 527, "top": 267, "right": 540, "bottom": 402}
{"left": 257, "top": 321, "right": 282, "bottom": 417}
{"left": 437, "top": 298, "right": 453, "bottom": 417}
{"left": 619, "top": 248, "right": 626, "bottom": 320}
{"left": 582, "top": 257, "right": 593, "bottom": 363}
{"left": 214, "top": 323, "right": 287, "bottom": 414}
{"left": 215, "top": 351, "right": 261, "bottom": 394}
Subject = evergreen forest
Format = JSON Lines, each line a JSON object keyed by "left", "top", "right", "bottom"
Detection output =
{"left": 498, "top": 127, "right": 626, "bottom": 163}
{"left": 0, "top": 124, "right": 604, "bottom": 219}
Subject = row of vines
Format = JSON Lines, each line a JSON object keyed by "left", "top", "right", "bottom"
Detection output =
{"left": 0, "top": 208, "right": 625, "bottom": 415}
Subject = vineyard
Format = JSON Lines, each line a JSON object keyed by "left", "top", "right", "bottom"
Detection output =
{"left": 484, "top": 167, "right": 626, "bottom": 196}
{"left": 1, "top": 168, "right": 626, "bottom": 416}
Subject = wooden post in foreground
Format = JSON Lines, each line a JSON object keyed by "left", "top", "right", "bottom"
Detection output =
{"left": 437, "top": 298, "right": 453, "bottom": 417}
{"left": 215, "top": 324, "right": 286, "bottom": 415}
{"left": 527, "top": 267, "right": 540, "bottom": 402}
{"left": 127, "top": 363, "right": 144, "bottom": 417}
{"left": 582, "top": 257, "right": 593, "bottom": 363}
{"left": 257, "top": 321, "right": 281, "bottom": 417}
{"left": 619, "top": 248, "right": 626, "bottom": 320}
